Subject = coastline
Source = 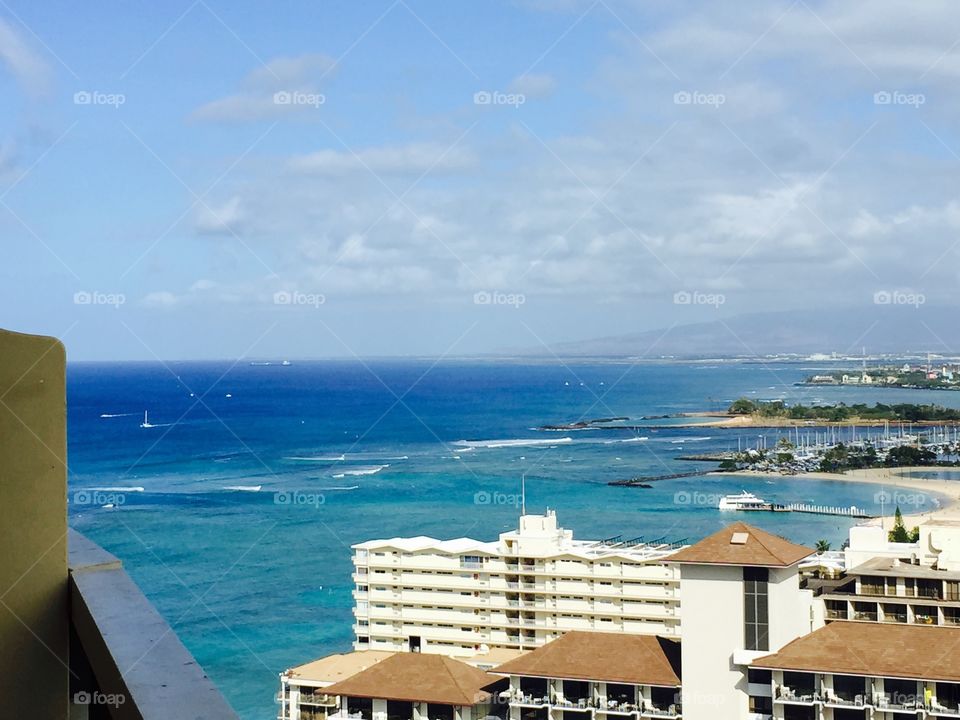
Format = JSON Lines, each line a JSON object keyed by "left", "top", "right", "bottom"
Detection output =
{"left": 676, "top": 412, "right": 960, "bottom": 429}
{"left": 723, "top": 466, "right": 960, "bottom": 527}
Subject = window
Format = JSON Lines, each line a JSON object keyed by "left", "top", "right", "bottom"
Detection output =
{"left": 744, "top": 567, "right": 769, "bottom": 651}
{"left": 947, "top": 581, "right": 960, "bottom": 601}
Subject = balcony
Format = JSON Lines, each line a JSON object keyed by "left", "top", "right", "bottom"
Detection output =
{"left": 299, "top": 692, "right": 339, "bottom": 707}
{"left": 930, "top": 702, "right": 960, "bottom": 717}
{"left": 639, "top": 704, "right": 681, "bottom": 717}
{"left": 0, "top": 329, "right": 238, "bottom": 719}
{"left": 873, "top": 694, "right": 922, "bottom": 712}
{"left": 825, "top": 607, "right": 848, "bottom": 620}
{"left": 823, "top": 690, "right": 869, "bottom": 708}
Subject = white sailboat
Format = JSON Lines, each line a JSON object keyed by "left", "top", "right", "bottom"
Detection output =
{"left": 140, "top": 411, "right": 155, "bottom": 429}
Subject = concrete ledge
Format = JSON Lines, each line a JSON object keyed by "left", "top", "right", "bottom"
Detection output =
{"left": 69, "top": 531, "right": 237, "bottom": 719}
{"left": 68, "top": 528, "right": 122, "bottom": 573}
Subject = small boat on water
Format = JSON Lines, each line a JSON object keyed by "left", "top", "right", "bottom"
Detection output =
{"left": 718, "top": 490, "right": 771, "bottom": 511}
{"left": 139, "top": 411, "right": 155, "bottom": 429}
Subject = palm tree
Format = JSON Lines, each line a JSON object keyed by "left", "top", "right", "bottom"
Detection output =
{"left": 815, "top": 539, "right": 831, "bottom": 554}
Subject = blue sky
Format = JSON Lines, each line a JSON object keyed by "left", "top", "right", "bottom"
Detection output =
{"left": 3, "top": 1, "right": 960, "bottom": 359}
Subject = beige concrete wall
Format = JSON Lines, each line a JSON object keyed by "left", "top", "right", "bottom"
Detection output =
{"left": 678, "top": 564, "right": 746, "bottom": 720}
{"left": 0, "top": 328, "right": 68, "bottom": 719}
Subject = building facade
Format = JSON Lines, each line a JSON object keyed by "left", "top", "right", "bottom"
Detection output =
{"left": 352, "top": 511, "right": 682, "bottom": 656}
{"left": 751, "top": 620, "right": 960, "bottom": 719}
{"left": 668, "top": 521, "right": 821, "bottom": 720}
{"left": 815, "top": 519, "right": 960, "bottom": 628}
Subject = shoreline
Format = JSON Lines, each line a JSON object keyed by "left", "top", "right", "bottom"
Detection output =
{"left": 675, "top": 412, "right": 960, "bottom": 429}
{"left": 722, "top": 466, "right": 960, "bottom": 527}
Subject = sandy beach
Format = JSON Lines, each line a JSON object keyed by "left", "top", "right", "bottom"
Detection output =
{"left": 675, "top": 412, "right": 960, "bottom": 429}
{"left": 725, "top": 466, "right": 960, "bottom": 527}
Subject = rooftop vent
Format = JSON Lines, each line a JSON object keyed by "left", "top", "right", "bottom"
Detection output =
{"left": 730, "top": 532, "right": 749, "bottom": 545}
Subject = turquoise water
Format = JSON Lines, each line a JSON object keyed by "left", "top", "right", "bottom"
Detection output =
{"left": 65, "top": 360, "right": 958, "bottom": 719}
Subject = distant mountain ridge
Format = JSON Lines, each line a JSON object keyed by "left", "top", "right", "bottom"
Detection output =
{"left": 539, "top": 306, "right": 960, "bottom": 358}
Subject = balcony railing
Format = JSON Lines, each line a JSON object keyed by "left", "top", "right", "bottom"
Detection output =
{"left": 69, "top": 529, "right": 238, "bottom": 718}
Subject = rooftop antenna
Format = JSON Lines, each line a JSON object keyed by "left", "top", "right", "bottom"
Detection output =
{"left": 521, "top": 473, "right": 526, "bottom": 517}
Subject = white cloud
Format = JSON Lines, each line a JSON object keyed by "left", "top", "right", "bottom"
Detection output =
{"left": 289, "top": 142, "right": 477, "bottom": 176}
{"left": 195, "top": 197, "right": 245, "bottom": 236}
{"left": 155, "top": 1, "right": 960, "bottom": 326}
{"left": 190, "top": 53, "right": 335, "bottom": 122}
{"left": 510, "top": 73, "right": 556, "bottom": 99}
{"left": 0, "top": 19, "right": 51, "bottom": 98}
{"left": 142, "top": 291, "right": 180, "bottom": 308}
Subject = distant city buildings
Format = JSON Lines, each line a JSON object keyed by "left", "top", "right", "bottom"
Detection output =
{"left": 806, "top": 362, "right": 960, "bottom": 389}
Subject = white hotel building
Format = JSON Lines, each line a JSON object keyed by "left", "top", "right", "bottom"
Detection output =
{"left": 351, "top": 511, "right": 682, "bottom": 655}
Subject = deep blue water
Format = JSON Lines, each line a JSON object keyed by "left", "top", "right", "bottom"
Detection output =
{"left": 66, "top": 360, "right": 960, "bottom": 719}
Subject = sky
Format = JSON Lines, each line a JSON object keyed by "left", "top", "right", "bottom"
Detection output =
{"left": 2, "top": 1, "right": 960, "bottom": 360}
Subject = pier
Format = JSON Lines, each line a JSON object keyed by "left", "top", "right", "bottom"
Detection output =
{"left": 729, "top": 502, "right": 875, "bottom": 518}
{"left": 783, "top": 502, "right": 874, "bottom": 518}
{"left": 608, "top": 470, "right": 713, "bottom": 487}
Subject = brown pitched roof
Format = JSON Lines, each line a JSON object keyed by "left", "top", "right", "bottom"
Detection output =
{"left": 324, "top": 653, "right": 503, "bottom": 705}
{"left": 666, "top": 521, "right": 812, "bottom": 567}
{"left": 493, "top": 631, "right": 681, "bottom": 687}
{"left": 753, "top": 622, "right": 960, "bottom": 682}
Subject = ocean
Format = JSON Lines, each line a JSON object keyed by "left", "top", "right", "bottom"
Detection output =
{"left": 66, "top": 359, "right": 960, "bottom": 719}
